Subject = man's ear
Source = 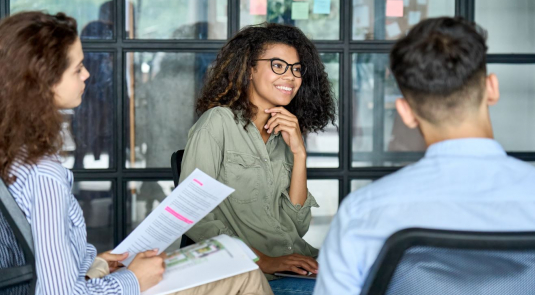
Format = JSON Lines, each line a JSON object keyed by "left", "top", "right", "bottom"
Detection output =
{"left": 486, "top": 73, "right": 500, "bottom": 106}
{"left": 395, "top": 98, "right": 419, "bottom": 129}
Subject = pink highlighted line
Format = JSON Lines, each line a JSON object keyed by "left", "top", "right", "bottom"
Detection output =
{"left": 193, "top": 179, "right": 203, "bottom": 186}
{"left": 165, "top": 206, "right": 193, "bottom": 224}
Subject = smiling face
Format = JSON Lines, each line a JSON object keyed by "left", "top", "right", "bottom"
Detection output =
{"left": 249, "top": 43, "right": 303, "bottom": 111}
{"left": 53, "top": 38, "right": 90, "bottom": 109}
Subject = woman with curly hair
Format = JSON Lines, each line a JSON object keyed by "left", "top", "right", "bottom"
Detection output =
{"left": 179, "top": 23, "right": 336, "bottom": 294}
{"left": 0, "top": 11, "right": 271, "bottom": 295}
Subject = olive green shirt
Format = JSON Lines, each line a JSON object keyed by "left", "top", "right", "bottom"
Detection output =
{"left": 179, "top": 107, "right": 319, "bottom": 276}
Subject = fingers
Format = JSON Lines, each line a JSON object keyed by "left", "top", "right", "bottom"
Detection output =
{"left": 265, "top": 117, "right": 298, "bottom": 134}
{"left": 99, "top": 251, "right": 129, "bottom": 262}
{"left": 287, "top": 254, "right": 318, "bottom": 274}
{"left": 264, "top": 107, "right": 295, "bottom": 118}
{"left": 290, "top": 266, "right": 308, "bottom": 275}
{"left": 266, "top": 113, "right": 298, "bottom": 126}
{"left": 272, "top": 124, "right": 297, "bottom": 136}
{"left": 142, "top": 249, "right": 160, "bottom": 258}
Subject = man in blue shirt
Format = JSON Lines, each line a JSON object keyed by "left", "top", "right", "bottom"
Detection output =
{"left": 314, "top": 17, "right": 535, "bottom": 295}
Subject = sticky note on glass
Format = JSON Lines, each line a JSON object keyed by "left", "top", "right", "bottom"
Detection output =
{"left": 292, "top": 2, "right": 310, "bottom": 20}
{"left": 417, "top": 0, "right": 427, "bottom": 4}
{"left": 250, "top": 0, "right": 267, "bottom": 15}
{"left": 386, "top": 0, "right": 404, "bottom": 17}
{"left": 404, "top": 0, "right": 410, "bottom": 6}
{"left": 386, "top": 22, "right": 402, "bottom": 37}
{"left": 313, "top": 0, "right": 331, "bottom": 14}
{"left": 408, "top": 11, "right": 421, "bottom": 26}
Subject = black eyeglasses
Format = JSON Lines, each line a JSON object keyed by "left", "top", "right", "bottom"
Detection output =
{"left": 255, "top": 58, "right": 306, "bottom": 78}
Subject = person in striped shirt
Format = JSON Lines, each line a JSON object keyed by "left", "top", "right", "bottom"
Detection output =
{"left": 0, "top": 11, "right": 272, "bottom": 295}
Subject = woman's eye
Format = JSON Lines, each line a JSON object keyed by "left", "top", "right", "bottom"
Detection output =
{"left": 293, "top": 67, "right": 302, "bottom": 72}
{"left": 273, "top": 63, "right": 284, "bottom": 69}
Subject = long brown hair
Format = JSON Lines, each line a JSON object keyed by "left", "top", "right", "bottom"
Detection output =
{"left": 197, "top": 23, "right": 336, "bottom": 133}
{"left": 0, "top": 11, "right": 78, "bottom": 184}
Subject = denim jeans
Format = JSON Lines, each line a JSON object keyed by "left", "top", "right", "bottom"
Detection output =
{"left": 268, "top": 277, "right": 316, "bottom": 295}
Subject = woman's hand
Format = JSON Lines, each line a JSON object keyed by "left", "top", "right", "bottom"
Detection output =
{"left": 97, "top": 251, "right": 128, "bottom": 273}
{"left": 254, "top": 249, "right": 318, "bottom": 275}
{"left": 128, "top": 249, "right": 167, "bottom": 292}
{"left": 264, "top": 107, "right": 306, "bottom": 156}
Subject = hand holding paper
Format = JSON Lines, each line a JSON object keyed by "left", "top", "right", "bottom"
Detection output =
{"left": 112, "top": 169, "right": 235, "bottom": 265}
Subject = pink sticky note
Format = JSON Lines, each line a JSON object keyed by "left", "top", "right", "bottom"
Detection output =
{"left": 250, "top": 0, "right": 267, "bottom": 15}
{"left": 386, "top": 0, "right": 404, "bottom": 17}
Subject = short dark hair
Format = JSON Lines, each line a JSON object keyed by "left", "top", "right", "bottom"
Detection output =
{"left": 390, "top": 17, "right": 488, "bottom": 124}
{"left": 196, "top": 22, "right": 336, "bottom": 133}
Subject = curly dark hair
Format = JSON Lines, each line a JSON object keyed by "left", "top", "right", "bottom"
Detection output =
{"left": 0, "top": 11, "right": 78, "bottom": 184}
{"left": 197, "top": 23, "right": 336, "bottom": 133}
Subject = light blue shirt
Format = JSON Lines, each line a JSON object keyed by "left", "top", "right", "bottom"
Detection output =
{"left": 314, "top": 138, "right": 535, "bottom": 295}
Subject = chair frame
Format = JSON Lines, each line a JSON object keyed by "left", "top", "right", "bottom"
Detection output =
{"left": 171, "top": 149, "right": 195, "bottom": 248}
{"left": 360, "top": 227, "right": 535, "bottom": 295}
{"left": 0, "top": 178, "right": 36, "bottom": 292}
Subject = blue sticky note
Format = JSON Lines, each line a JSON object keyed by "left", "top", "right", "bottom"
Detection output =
{"left": 313, "top": 0, "right": 331, "bottom": 14}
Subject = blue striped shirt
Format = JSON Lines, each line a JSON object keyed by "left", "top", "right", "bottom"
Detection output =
{"left": 315, "top": 138, "right": 535, "bottom": 295}
{"left": 1, "top": 156, "right": 140, "bottom": 294}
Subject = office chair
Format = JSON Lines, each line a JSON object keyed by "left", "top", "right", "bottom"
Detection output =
{"left": 360, "top": 227, "right": 535, "bottom": 295}
{"left": 0, "top": 178, "right": 36, "bottom": 293}
{"left": 171, "top": 149, "right": 196, "bottom": 248}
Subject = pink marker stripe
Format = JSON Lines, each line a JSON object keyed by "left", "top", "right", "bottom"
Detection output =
{"left": 193, "top": 179, "right": 203, "bottom": 186}
{"left": 165, "top": 206, "right": 193, "bottom": 224}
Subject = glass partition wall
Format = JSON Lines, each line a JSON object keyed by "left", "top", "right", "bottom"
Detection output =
{"left": 3, "top": 0, "right": 534, "bottom": 251}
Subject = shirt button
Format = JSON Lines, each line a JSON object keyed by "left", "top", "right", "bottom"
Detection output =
{"left": 288, "top": 246, "right": 292, "bottom": 250}
{"left": 264, "top": 158, "right": 268, "bottom": 162}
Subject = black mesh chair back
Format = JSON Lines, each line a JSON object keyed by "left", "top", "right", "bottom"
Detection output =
{"left": 0, "top": 179, "right": 36, "bottom": 294}
{"left": 360, "top": 228, "right": 535, "bottom": 295}
{"left": 170, "top": 149, "right": 195, "bottom": 248}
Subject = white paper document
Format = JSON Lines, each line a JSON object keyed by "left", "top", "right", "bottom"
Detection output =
{"left": 141, "top": 235, "right": 259, "bottom": 295}
{"left": 112, "top": 169, "right": 235, "bottom": 265}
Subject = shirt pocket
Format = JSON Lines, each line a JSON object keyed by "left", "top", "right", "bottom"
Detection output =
{"left": 280, "top": 162, "right": 293, "bottom": 192}
{"left": 224, "top": 151, "right": 261, "bottom": 204}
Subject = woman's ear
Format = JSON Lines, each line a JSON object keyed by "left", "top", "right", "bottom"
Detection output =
{"left": 395, "top": 98, "right": 419, "bottom": 129}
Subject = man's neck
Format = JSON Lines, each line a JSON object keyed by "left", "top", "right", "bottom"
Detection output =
{"left": 420, "top": 117, "right": 494, "bottom": 147}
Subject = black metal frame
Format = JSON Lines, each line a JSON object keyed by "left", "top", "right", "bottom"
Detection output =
{"left": 1, "top": 0, "right": 534, "bottom": 247}
{"left": 0, "top": 179, "right": 36, "bottom": 292}
{"left": 360, "top": 227, "right": 535, "bottom": 295}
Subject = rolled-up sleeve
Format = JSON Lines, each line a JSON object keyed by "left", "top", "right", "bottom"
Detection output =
{"left": 180, "top": 127, "right": 236, "bottom": 241}
{"left": 281, "top": 189, "right": 319, "bottom": 237}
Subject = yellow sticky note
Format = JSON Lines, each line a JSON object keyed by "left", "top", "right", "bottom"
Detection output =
{"left": 291, "top": 2, "right": 309, "bottom": 20}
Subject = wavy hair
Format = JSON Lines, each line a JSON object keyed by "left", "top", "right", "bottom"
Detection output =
{"left": 0, "top": 12, "right": 78, "bottom": 184}
{"left": 197, "top": 23, "right": 336, "bottom": 133}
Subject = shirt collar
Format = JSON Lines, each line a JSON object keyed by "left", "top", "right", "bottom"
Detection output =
{"left": 424, "top": 138, "right": 506, "bottom": 158}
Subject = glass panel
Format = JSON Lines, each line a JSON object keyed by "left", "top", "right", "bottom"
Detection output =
{"left": 126, "top": 52, "right": 216, "bottom": 168}
{"left": 10, "top": 0, "right": 114, "bottom": 40}
{"left": 61, "top": 52, "right": 115, "bottom": 169}
{"left": 352, "top": 53, "right": 425, "bottom": 167}
{"left": 352, "top": 0, "right": 455, "bottom": 40}
{"left": 489, "top": 64, "right": 535, "bottom": 151}
{"left": 475, "top": 0, "right": 535, "bottom": 53}
{"left": 73, "top": 181, "right": 114, "bottom": 253}
{"left": 126, "top": 0, "right": 227, "bottom": 39}
{"left": 240, "top": 0, "right": 341, "bottom": 40}
{"left": 350, "top": 179, "right": 373, "bottom": 192}
{"left": 303, "top": 180, "right": 338, "bottom": 249}
{"left": 306, "top": 53, "right": 339, "bottom": 168}
{"left": 126, "top": 181, "right": 183, "bottom": 251}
